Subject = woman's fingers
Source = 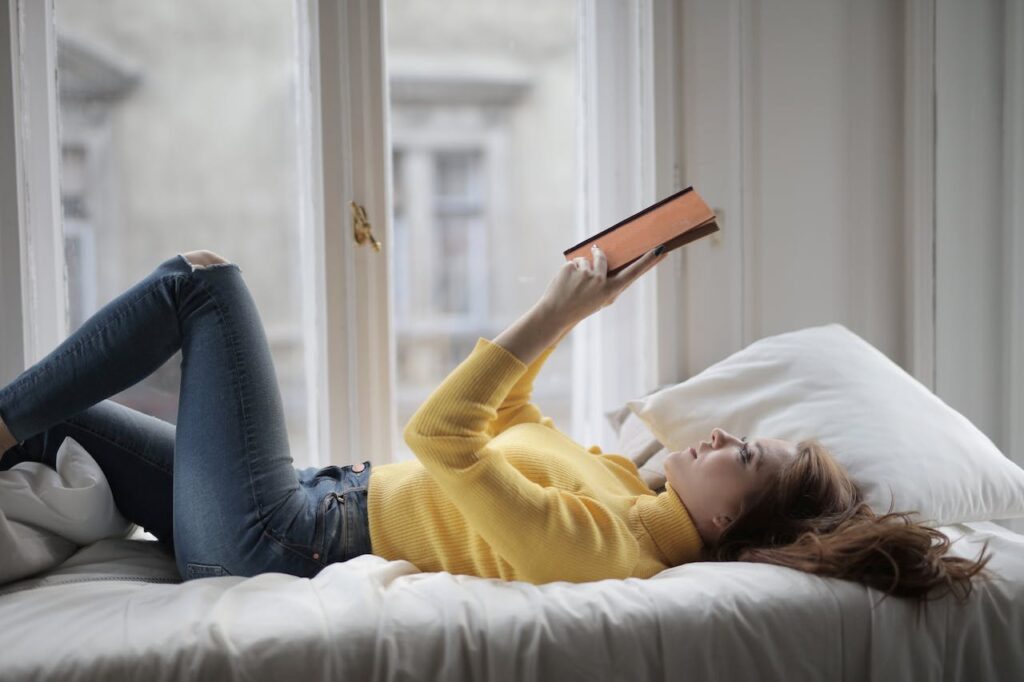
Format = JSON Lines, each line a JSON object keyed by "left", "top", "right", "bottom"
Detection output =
{"left": 590, "top": 243, "right": 608, "bottom": 277}
{"left": 609, "top": 247, "right": 664, "bottom": 287}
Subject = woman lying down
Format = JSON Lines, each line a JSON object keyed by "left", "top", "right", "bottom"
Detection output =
{"left": 0, "top": 246, "right": 991, "bottom": 609}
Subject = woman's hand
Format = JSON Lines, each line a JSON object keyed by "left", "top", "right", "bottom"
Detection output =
{"left": 492, "top": 244, "right": 666, "bottom": 366}
{"left": 538, "top": 244, "right": 667, "bottom": 327}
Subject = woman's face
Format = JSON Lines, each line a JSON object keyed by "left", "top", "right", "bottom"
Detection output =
{"left": 664, "top": 427, "right": 798, "bottom": 546}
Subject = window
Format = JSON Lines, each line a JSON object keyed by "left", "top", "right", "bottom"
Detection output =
{"left": 7, "top": 0, "right": 664, "bottom": 468}
{"left": 385, "top": 1, "right": 579, "bottom": 460}
{"left": 53, "top": 1, "right": 315, "bottom": 466}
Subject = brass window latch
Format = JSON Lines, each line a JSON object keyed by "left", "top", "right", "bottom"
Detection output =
{"left": 350, "top": 201, "right": 383, "bottom": 252}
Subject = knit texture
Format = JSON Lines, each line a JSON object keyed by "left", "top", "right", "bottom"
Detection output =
{"left": 367, "top": 336, "right": 704, "bottom": 584}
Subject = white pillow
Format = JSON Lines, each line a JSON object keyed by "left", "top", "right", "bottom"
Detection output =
{"left": 625, "top": 323, "right": 1024, "bottom": 526}
{"left": 606, "top": 384, "right": 674, "bottom": 490}
{"left": 0, "top": 436, "right": 133, "bottom": 585}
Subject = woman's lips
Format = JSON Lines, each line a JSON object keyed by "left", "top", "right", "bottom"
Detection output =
{"left": 688, "top": 446, "right": 697, "bottom": 459}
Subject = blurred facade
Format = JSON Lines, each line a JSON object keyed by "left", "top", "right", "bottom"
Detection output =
{"left": 54, "top": 0, "right": 578, "bottom": 467}
{"left": 386, "top": 0, "right": 578, "bottom": 460}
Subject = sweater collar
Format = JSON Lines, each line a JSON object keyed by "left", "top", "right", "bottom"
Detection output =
{"left": 635, "top": 482, "right": 705, "bottom": 566}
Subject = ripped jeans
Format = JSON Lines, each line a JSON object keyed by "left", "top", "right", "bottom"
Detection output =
{"left": 0, "top": 254, "right": 373, "bottom": 581}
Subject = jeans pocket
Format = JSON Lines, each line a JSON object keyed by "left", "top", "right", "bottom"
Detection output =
{"left": 186, "top": 562, "right": 232, "bottom": 579}
{"left": 314, "top": 491, "right": 344, "bottom": 564}
{"left": 341, "top": 488, "right": 372, "bottom": 559}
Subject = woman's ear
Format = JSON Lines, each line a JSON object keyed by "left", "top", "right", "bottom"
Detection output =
{"left": 712, "top": 514, "right": 733, "bottom": 530}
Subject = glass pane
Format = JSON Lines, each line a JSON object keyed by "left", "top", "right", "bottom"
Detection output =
{"left": 385, "top": 1, "right": 580, "bottom": 461}
{"left": 54, "top": 1, "right": 315, "bottom": 467}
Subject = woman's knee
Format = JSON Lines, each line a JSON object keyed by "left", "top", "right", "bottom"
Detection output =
{"left": 182, "top": 250, "right": 231, "bottom": 270}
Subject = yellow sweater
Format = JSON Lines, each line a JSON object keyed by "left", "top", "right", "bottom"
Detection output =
{"left": 367, "top": 336, "right": 704, "bottom": 584}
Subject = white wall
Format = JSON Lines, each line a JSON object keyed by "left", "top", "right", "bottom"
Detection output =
{"left": 676, "top": 0, "right": 907, "bottom": 378}
{"left": 675, "top": 0, "right": 1021, "bottom": 461}
{"left": 936, "top": 0, "right": 1022, "bottom": 460}
{"left": 934, "top": 0, "right": 1023, "bottom": 532}
{"left": 1006, "top": 0, "right": 1024, "bottom": 481}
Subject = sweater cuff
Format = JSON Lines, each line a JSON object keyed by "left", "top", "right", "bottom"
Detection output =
{"left": 447, "top": 337, "right": 530, "bottom": 413}
{"left": 479, "top": 336, "right": 530, "bottom": 373}
{"left": 403, "top": 337, "right": 529, "bottom": 448}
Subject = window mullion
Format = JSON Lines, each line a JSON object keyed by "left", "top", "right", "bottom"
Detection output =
{"left": 306, "top": 0, "right": 396, "bottom": 466}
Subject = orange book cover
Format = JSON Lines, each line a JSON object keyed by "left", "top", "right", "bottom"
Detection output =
{"left": 563, "top": 186, "right": 719, "bottom": 276}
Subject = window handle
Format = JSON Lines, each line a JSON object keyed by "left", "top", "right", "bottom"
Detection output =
{"left": 350, "top": 201, "right": 383, "bottom": 252}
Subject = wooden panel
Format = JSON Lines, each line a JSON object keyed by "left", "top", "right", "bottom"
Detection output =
{"left": 935, "top": 0, "right": 1006, "bottom": 449}
{"left": 676, "top": 0, "right": 745, "bottom": 376}
{"left": 748, "top": 0, "right": 905, "bottom": 360}
{"left": 1003, "top": 0, "right": 1024, "bottom": 534}
{"left": 678, "top": 0, "right": 907, "bottom": 378}
{"left": 904, "top": 0, "right": 937, "bottom": 390}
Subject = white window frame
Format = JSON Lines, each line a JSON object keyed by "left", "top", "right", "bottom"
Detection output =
{"left": 308, "top": 0, "right": 688, "bottom": 459}
{"left": 0, "top": 0, "right": 397, "bottom": 468}
{"left": 574, "top": 0, "right": 685, "bottom": 448}
{"left": 0, "top": 0, "right": 66, "bottom": 382}
{"left": 299, "top": 0, "right": 397, "bottom": 466}
{"left": 2, "top": 0, "right": 684, "bottom": 464}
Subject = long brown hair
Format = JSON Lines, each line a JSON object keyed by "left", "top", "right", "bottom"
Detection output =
{"left": 702, "top": 439, "right": 996, "bottom": 617}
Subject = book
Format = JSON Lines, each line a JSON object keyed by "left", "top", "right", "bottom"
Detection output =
{"left": 563, "top": 186, "right": 719, "bottom": 276}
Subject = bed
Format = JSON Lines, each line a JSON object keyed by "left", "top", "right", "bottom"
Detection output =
{"left": 0, "top": 520, "right": 1022, "bottom": 681}
{"left": 2, "top": 323, "right": 1024, "bottom": 681}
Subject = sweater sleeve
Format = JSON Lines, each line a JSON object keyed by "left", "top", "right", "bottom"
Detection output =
{"left": 402, "top": 337, "right": 639, "bottom": 584}
{"left": 484, "top": 342, "right": 559, "bottom": 438}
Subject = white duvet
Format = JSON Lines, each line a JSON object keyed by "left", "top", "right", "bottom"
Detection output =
{"left": 1, "top": 441, "right": 1023, "bottom": 681}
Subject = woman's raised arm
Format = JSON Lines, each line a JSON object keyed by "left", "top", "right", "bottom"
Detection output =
{"left": 493, "top": 243, "right": 666, "bottom": 363}
{"left": 492, "top": 302, "right": 567, "bottom": 366}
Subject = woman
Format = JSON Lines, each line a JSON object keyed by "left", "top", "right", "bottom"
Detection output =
{"left": 0, "top": 247, "right": 992, "bottom": 605}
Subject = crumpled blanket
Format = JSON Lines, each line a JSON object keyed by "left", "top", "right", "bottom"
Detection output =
{"left": 0, "top": 437, "right": 134, "bottom": 585}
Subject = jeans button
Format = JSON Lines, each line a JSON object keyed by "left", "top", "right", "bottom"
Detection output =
{"left": 351, "top": 462, "right": 365, "bottom": 473}
{"left": 313, "top": 552, "right": 320, "bottom": 560}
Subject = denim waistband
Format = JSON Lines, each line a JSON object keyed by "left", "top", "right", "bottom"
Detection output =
{"left": 298, "top": 461, "right": 373, "bottom": 566}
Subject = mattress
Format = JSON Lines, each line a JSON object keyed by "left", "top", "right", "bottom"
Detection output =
{"left": 0, "top": 520, "right": 1022, "bottom": 681}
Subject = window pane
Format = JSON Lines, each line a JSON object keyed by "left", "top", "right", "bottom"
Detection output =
{"left": 54, "top": 1, "right": 315, "bottom": 467}
{"left": 385, "top": 1, "right": 580, "bottom": 460}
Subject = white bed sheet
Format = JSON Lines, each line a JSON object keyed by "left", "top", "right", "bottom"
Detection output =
{"left": 0, "top": 520, "right": 1021, "bottom": 681}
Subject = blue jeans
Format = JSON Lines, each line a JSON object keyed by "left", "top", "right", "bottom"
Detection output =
{"left": 0, "top": 254, "right": 373, "bottom": 581}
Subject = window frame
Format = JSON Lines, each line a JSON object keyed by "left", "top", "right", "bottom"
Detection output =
{"left": 0, "top": 0, "right": 66, "bottom": 381}
{"left": 1, "top": 0, "right": 687, "bottom": 464}
{"left": 299, "top": 0, "right": 397, "bottom": 466}
{"left": 574, "top": 0, "right": 686, "bottom": 448}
